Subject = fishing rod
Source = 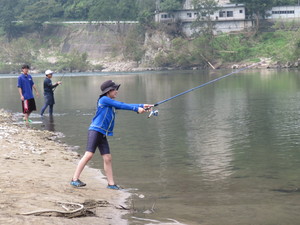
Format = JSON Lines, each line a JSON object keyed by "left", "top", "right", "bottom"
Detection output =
{"left": 53, "top": 72, "right": 66, "bottom": 92}
{"left": 148, "top": 62, "right": 261, "bottom": 118}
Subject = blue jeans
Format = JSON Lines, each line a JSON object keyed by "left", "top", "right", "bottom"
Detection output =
{"left": 40, "top": 104, "right": 53, "bottom": 116}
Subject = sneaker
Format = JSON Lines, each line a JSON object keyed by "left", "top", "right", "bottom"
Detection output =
{"left": 107, "top": 184, "right": 122, "bottom": 190}
{"left": 70, "top": 179, "right": 86, "bottom": 187}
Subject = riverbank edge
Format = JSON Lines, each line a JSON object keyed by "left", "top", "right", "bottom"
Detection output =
{"left": 0, "top": 109, "right": 130, "bottom": 225}
{"left": 24, "top": 56, "right": 300, "bottom": 74}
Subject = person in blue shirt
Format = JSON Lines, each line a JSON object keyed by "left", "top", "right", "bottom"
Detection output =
{"left": 17, "top": 64, "right": 39, "bottom": 123}
{"left": 71, "top": 80, "right": 153, "bottom": 190}
{"left": 40, "top": 70, "right": 62, "bottom": 116}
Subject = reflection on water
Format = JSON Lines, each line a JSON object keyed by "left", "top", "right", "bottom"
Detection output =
{"left": 41, "top": 115, "right": 55, "bottom": 131}
{"left": 1, "top": 70, "right": 300, "bottom": 225}
{"left": 183, "top": 89, "right": 233, "bottom": 181}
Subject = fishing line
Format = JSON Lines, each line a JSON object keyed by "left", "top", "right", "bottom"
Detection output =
{"left": 53, "top": 72, "right": 66, "bottom": 92}
{"left": 148, "top": 61, "right": 262, "bottom": 118}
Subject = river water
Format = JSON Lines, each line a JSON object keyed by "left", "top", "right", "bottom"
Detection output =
{"left": 1, "top": 69, "right": 300, "bottom": 225}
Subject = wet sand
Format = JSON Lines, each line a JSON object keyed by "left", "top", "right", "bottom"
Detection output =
{"left": 0, "top": 109, "right": 129, "bottom": 225}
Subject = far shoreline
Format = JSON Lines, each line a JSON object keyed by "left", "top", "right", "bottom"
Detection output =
{"left": 1, "top": 63, "right": 299, "bottom": 78}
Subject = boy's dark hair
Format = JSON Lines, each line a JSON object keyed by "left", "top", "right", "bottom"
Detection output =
{"left": 22, "top": 64, "right": 30, "bottom": 69}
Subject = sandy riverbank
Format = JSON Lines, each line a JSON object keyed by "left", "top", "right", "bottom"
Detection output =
{"left": 0, "top": 109, "right": 130, "bottom": 225}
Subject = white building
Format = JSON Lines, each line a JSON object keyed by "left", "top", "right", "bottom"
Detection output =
{"left": 266, "top": 5, "right": 300, "bottom": 20}
{"left": 155, "top": 1, "right": 252, "bottom": 36}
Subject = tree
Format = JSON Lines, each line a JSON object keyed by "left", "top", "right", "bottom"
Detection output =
{"left": 138, "top": 10, "right": 155, "bottom": 27}
{"left": 232, "top": 0, "right": 274, "bottom": 31}
{"left": 136, "top": 0, "right": 156, "bottom": 27}
{"left": 0, "top": 0, "right": 18, "bottom": 39}
{"left": 63, "top": 0, "right": 94, "bottom": 19}
{"left": 89, "top": 0, "right": 138, "bottom": 21}
{"left": 191, "top": 0, "right": 219, "bottom": 37}
{"left": 117, "top": 0, "right": 139, "bottom": 20}
{"left": 190, "top": 0, "right": 220, "bottom": 66}
{"left": 124, "top": 27, "right": 145, "bottom": 63}
{"left": 55, "top": 0, "right": 68, "bottom": 5}
{"left": 159, "top": 0, "right": 182, "bottom": 12}
{"left": 19, "top": 0, "right": 63, "bottom": 28}
{"left": 273, "top": 0, "right": 299, "bottom": 5}
{"left": 60, "top": 51, "right": 89, "bottom": 72}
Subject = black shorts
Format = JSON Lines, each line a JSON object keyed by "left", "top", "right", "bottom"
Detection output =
{"left": 86, "top": 130, "right": 110, "bottom": 155}
{"left": 22, "top": 98, "right": 36, "bottom": 114}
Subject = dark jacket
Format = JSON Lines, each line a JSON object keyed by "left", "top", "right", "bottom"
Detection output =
{"left": 43, "top": 78, "right": 58, "bottom": 105}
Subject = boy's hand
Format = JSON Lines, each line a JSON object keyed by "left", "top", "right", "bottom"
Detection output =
{"left": 137, "top": 107, "right": 146, "bottom": 114}
{"left": 143, "top": 104, "right": 154, "bottom": 111}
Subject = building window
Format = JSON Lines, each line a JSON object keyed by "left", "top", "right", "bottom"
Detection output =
{"left": 161, "top": 14, "right": 169, "bottom": 19}
{"left": 240, "top": 10, "right": 243, "bottom": 13}
{"left": 187, "top": 12, "right": 192, "bottom": 17}
{"left": 272, "top": 10, "right": 295, "bottom": 14}
{"left": 227, "top": 11, "right": 233, "bottom": 17}
{"left": 219, "top": 11, "right": 225, "bottom": 17}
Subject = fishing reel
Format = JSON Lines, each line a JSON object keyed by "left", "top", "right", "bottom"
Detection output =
{"left": 148, "top": 109, "right": 159, "bottom": 118}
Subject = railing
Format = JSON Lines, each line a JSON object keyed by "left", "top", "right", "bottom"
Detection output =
{"left": 57, "top": 21, "right": 139, "bottom": 24}
{"left": 13, "top": 21, "right": 139, "bottom": 25}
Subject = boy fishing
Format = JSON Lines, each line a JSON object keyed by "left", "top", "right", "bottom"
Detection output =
{"left": 17, "top": 64, "right": 39, "bottom": 123}
{"left": 40, "top": 70, "right": 62, "bottom": 116}
{"left": 71, "top": 80, "right": 153, "bottom": 190}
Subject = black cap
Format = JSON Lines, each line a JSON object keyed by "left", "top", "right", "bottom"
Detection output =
{"left": 100, "top": 80, "right": 121, "bottom": 96}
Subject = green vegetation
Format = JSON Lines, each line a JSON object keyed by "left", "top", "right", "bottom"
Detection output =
{"left": 232, "top": 0, "right": 299, "bottom": 30}
{"left": 0, "top": 0, "right": 156, "bottom": 37}
{"left": 159, "top": 0, "right": 183, "bottom": 12}
{"left": 191, "top": 0, "right": 220, "bottom": 37}
{"left": 0, "top": 0, "right": 299, "bottom": 36}
{"left": 0, "top": 21, "right": 299, "bottom": 73}
{"left": 0, "top": 35, "right": 96, "bottom": 73}
{"left": 153, "top": 21, "right": 300, "bottom": 68}
{"left": 0, "top": 0, "right": 299, "bottom": 73}
{"left": 124, "top": 26, "right": 146, "bottom": 63}
{"left": 232, "top": 0, "right": 300, "bottom": 17}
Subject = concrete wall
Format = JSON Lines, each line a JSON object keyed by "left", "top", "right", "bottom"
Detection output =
{"left": 42, "top": 23, "right": 138, "bottom": 60}
{"left": 182, "top": 20, "right": 252, "bottom": 36}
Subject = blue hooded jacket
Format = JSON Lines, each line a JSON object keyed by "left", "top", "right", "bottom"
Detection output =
{"left": 89, "top": 96, "right": 144, "bottom": 136}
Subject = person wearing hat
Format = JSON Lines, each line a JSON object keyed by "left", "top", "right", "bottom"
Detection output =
{"left": 17, "top": 64, "right": 39, "bottom": 123}
{"left": 40, "top": 70, "right": 62, "bottom": 116}
{"left": 71, "top": 80, "right": 153, "bottom": 190}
